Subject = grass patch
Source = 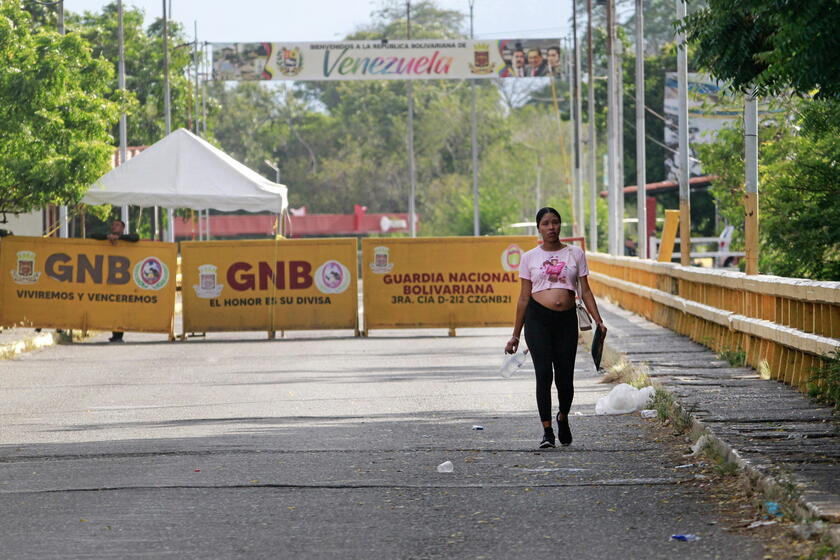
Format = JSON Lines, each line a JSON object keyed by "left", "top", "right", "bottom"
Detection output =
{"left": 599, "top": 358, "right": 651, "bottom": 388}
{"left": 807, "top": 540, "right": 838, "bottom": 560}
{"left": 651, "top": 388, "right": 674, "bottom": 421}
{"left": 701, "top": 439, "right": 739, "bottom": 476}
{"left": 650, "top": 388, "right": 694, "bottom": 434}
{"left": 807, "top": 349, "right": 840, "bottom": 410}
{"left": 717, "top": 346, "right": 747, "bottom": 367}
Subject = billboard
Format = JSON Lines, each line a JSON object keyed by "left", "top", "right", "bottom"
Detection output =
{"left": 663, "top": 73, "right": 736, "bottom": 180}
{"left": 212, "top": 39, "right": 564, "bottom": 81}
{"left": 663, "top": 73, "right": 781, "bottom": 181}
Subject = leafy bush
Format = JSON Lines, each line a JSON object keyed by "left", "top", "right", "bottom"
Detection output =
{"left": 808, "top": 349, "right": 840, "bottom": 410}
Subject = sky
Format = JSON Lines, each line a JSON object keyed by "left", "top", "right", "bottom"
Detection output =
{"left": 62, "top": 0, "right": 576, "bottom": 43}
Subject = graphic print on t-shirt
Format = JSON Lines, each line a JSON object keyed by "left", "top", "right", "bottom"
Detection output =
{"left": 540, "top": 256, "right": 566, "bottom": 283}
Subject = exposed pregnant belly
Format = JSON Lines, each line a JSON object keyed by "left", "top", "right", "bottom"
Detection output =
{"left": 532, "top": 288, "right": 576, "bottom": 311}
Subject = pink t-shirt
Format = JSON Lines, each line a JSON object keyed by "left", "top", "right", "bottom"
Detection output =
{"left": 519, "top": 244, "right": 589, "bottom": 295}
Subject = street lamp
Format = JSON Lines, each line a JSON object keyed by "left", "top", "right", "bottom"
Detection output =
{"left": 264, "top": 160, "right": 280, "bottom": 183}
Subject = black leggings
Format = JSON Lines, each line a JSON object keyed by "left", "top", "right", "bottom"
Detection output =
{"left": 523, "top": 299, "right": 578, "bottom": 422}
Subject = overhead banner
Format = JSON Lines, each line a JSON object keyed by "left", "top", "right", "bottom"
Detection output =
{"left": 212, "top": 39, "right": 563, "bottom": 81}
{"left": 0, "top": 236, "right": 177, "bottom": 334}
{"left": 180, "top": 239, "right": 358, "bottom": 334}
{"left": 663, "top": 72, "right": 778, "bottom": 181}
{"left": 361, "top": 236, "right": 541, "bottom": 333}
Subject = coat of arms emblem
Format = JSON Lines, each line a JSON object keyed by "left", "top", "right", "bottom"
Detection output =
{"left": 501, "top": 244, "right": 523, "bottom": 272}
{"left": 314, "top": 260, "right": 351, "bottom": 294}
{"left": 468, "top": 43, "right": 495, "bottom": 74}
{"left": 278, "top": 47, "right": 303, "bottom": 77}
{"left": 133, "top": 256, "right": 169, "bottom": 290}
{"left": 11, "top": 250, "right": 40, "bottom": 284}
{"left": 369, "top": 246, "right": 393, "bottom": 274}
{"left": 193, "top": 264, "right": 224, "bottom": 299}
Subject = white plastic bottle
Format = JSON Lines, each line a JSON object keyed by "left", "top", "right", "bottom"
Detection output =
{"left": 499, "top": 348, "right": 530, "bottom": 378}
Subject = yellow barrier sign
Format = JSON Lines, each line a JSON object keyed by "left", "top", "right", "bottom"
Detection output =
{"left": 180, "top": 239, "right": 358, "bottom": 334}
{"left": 0, "top": 236, "right": 177, "bottom": 334}
{"left": 658, "top": 209, "right": 680, "bottom": 263}
{"left": 361, "top": 236, "right": 540, "bottom": 332}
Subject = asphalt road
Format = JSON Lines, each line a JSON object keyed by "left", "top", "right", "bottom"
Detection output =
{"left": 0, "top": 328, "right": 769, "bottom": 559}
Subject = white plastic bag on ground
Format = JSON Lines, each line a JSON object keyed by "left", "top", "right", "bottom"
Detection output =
{"left": 687, "top": 435, "right": 711, "bottom": 456}
{"left": 595, "top": 383, "right": 655, "bottom": 415}
{"left": 436, "top": 460, "right": 454, "bottom": 473}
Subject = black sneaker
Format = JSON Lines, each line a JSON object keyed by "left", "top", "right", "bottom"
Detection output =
{"left": 557, "top": 413, "right": 572, "bottom": 446}
{"left": 539, "top": 430, "right": 556, "bottom": 449}
{"left": 108, "top": 336, "right": 125, "bottom": 343}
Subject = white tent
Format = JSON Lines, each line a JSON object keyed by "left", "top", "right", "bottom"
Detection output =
{"left": 82, "top": 128, "right": 287, "bottom": 213}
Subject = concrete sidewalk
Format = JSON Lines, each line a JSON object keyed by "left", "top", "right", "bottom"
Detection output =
{"left": 589, "top": 299, "right": 840, "bottom": 544}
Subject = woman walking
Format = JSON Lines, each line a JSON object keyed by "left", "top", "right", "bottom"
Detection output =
{"left": 505, "top": 207, "right": 606, "bottom": 448}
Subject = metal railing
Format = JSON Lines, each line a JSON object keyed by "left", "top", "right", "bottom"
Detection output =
{"left": 649, "top": 236, "right": 745, "bottom": 266}
{"left": 587, "top": 252, "right": 840, "bottom": 390}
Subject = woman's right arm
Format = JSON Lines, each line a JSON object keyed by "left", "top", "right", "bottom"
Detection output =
{"left": 505, "top": 278, "right": 532, "bottom": 354}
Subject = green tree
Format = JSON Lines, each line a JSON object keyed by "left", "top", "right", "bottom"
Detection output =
{"left": 621, "top": 0, "right": 707, "bottom": 55}
{"left": 209, "top": 0, "right": 496, "bottom": 226}
{"left": 424, "top": 104, "right": 579, "bottom": 237}
{"left": 0, "top": 1, "right": 122, "bottom": 220}
{"left": 21, "top": 1, "right": 59, "bottom": 30}
{"left": 66, "top": 2, "right": 195, "bottom": 146}
{"left": 681, "top": 0, "right": 840, "bottom": 99}
{"left": 365, "top": 0, "right": 464, "bottom": 40}
{"left": 682, "top": 1, "right": 840, "bottom": 279}
{"left": 205, "top": 82, "right": 292, "bottom": 176}
{"left": 696, "top": 99, "right": 840, "bottom": 280}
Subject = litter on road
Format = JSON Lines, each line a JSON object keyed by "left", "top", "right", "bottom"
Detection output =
{"left": 670, "top": 534, "right": 700, "bottom": 542}
{"left": 595, "top": 383, "right": 655, "bottom": 415}
{"left": 436, "top": 460, "right": 454, "bottom": 473}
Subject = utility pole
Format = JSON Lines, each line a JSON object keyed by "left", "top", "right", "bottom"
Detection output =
{"left": 193, "top": 22, "right": 200, "bottom": 136}
{"left": 118, "top": 0, "right": 129, "bottom": 232}
{"left": 616, "top": 39, "right": 624, "bottom": 253}
{"left": 566, "top": 37, "right": 575, "bottom": 209}
{"left": 606, "top": 0, "right": 618, "bottom": 255}
{"left": 572, "top": 0, "right": 584, "bottom": 239}
{"left": 202, "top": 43, "right": 208, "bottom": 134}
{"left": 676, "top": 0, "right": 691, "bottom": 266}
{"left": 163, "top": 1, "right": 171, "bottom": 135}
{"left": 587, "top": 0, "right": 597, "bottom": 252}
{"left": 744, "top": 92, "right": 759, "bottom": 274}
{"left": 406, "top": 1, "right": 417, "bottom": 237}
{"left": 535, "top": 159, "right": 543, "bottom": 219}
{"left": 57, "top": 0, "right": 68, "bottom": 237}
{"left": 192, "top": 22, "right": 203, "bottom": 238}
{"left": 469, "top": 0, "right": 480, "bottom": 236}
{"left": 635, "top": 0, "right": 647, "bottom": 258}
{"left": 163, "top": 0, "right": 174, "bottom": 242}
